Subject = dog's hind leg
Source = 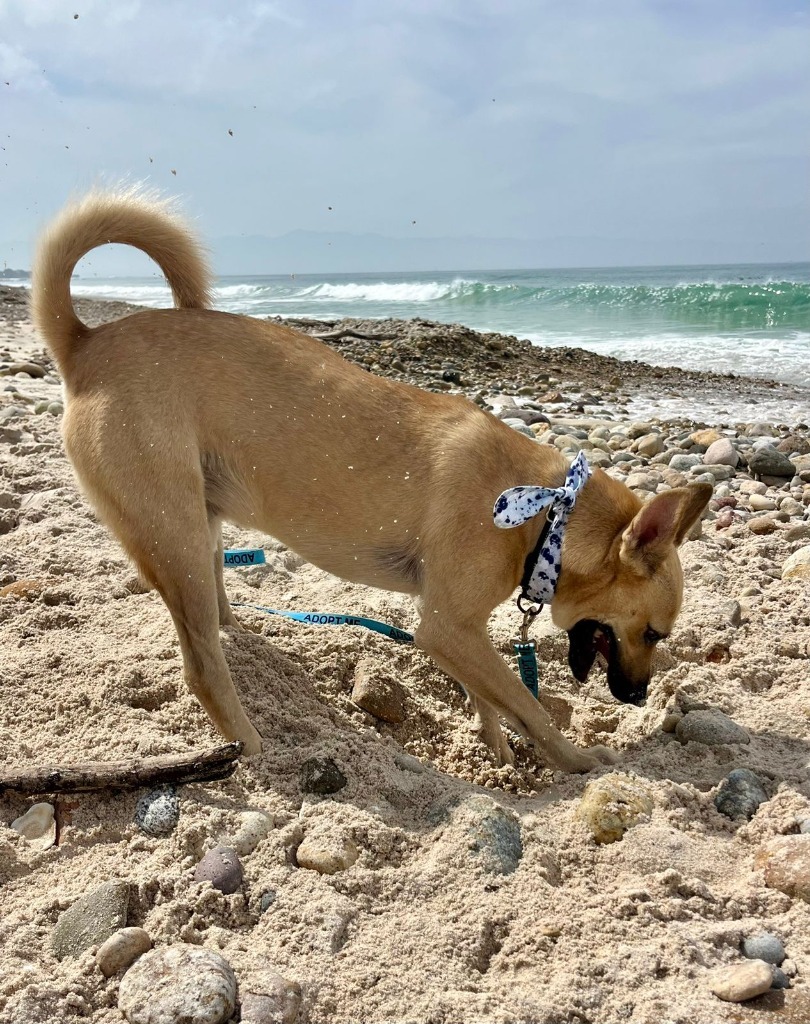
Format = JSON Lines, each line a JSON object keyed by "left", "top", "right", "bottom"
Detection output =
{"left": 67, "top": 431, "right": 262, "bottom": 755}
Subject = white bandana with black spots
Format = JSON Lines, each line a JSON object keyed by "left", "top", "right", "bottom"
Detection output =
{"left": 492, "top": 450, "right": 591, "bottom": 606}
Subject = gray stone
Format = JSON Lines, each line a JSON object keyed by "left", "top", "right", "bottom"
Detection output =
{"left": 52, "top": 881, "right": 130, "bottom": 960}
{"left": 299, "top": 756, "right": 347, "bottom": 795}
{"left": 194, "top": 846, "right": 243, "bottom": 894}
{"left": 714, "top": 770, "right": 768, "bottom": 821}
{"left": 134, "top": 786, "right": 180, "bottom": 837}
{"left": 458, "top": 795, "right": 523, "bottom": 874}
{"left": 771, "top": 968, "right": 791, "bottom": 989}
{"left": 748, "top": 446, "right": 796, "bottom": 478}
{"left": 742, "top": 933, "right": 785, "bottom": 966}
{"left": 669, "top": 453, "right": 703, "bottom": 472}
{"left": 704, "top": 438, "right": 739, "bottom": 467}
{"left": 676, "top": 709, "right": 750, "bottom": 747}
{"left": 118, "top": 945, "right": 236, "bottom": 1024}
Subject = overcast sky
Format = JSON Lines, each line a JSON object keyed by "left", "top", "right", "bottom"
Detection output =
{"left": 1, "top": 0, "right": 808, "bottom": 273}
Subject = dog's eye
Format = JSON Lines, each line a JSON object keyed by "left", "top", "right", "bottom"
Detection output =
{"left": 644, "top": 627, "right": 666, "bottom": 646}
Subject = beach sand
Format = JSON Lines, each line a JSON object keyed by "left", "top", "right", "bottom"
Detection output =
{"left": 1, "top": 285, "right": 809, "bottom": 1023}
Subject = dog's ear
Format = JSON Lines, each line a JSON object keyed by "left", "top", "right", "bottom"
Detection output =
{"left": 620, "top": 484, "right": 712, "bottom": 572}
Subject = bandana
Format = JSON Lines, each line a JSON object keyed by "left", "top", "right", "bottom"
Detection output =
{"left": 493, "top": 450, "right": 591, "bottom": 606}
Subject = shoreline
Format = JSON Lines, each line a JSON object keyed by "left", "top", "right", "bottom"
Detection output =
{"left": 1, "top": 287, "right": 810, "bottom": 1024}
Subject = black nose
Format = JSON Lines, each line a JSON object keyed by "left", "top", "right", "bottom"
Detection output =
{"left": 607, "top": 668, "right": 649, "bottom": 706}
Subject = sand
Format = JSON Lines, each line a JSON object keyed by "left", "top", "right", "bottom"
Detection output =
{"left": 1, "top": 286, "right": 809, "bottom": 1024}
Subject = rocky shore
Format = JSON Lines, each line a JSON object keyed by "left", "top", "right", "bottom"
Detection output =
{"left": 1, "top": 286, "right": 809, "bottom": 1024}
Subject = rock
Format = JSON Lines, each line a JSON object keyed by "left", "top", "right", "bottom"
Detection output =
{"left": 771, "top": 968, "right": 791, "bottom": 989}
{"left": 454, "top": 795, "right": 523, "bottom": 875}
{"left": 721, "top": 600, "right": 742, "bottom": 627}
{"left": 351, "top": 659, "right": 407, "bottom": 723}
{"left": 748, "top": 447, "right": 795, "bottom": 478}
{"left": 704, "top": 438, "right": 739, "bottom": 467}
{"left": 10, "top": 801, "right": 56, "bottom": 850}
{"left": 691, "top": 428, "right": 723, "bottom": 446}
{"left": 299, "top": 756, "right": 347, "bottom": 795}
{"left": 747, "top": 423, "right": 778, "bottom": 437}
{"left": 134, "top": 786, "right": 180, "bottom": 837}
{"left": 194, "top": 846, "right": 243, "bottom": 894}
{"left": 742, "top": 933, "right": 785, "bottom": 966}
{"left": 786, "top": 522, "right": 810, "bottom": 542}
{"left": 756, "top": 835, "right": 810, "bottom": 901}
{"left": 777, "top": 434, "right": 810, "bottom": 455}
{"left": 748, "top": 494, "right": 777, "bottom": 512}
{"left": 633, "top": 433, "right": 665, "bottom": 458}
{"left": 0, "top": 361, "right": 46, "bottom": 378}
{"left": 232, "top": 810, "right": 274, "bottom": 856}
{"left": 296, "top": 831, "right": 359, "bottom": 875}
{"left": 710, "top": 960, "right": 774, "bottom": 1002}
{"left": 118, "top": 945, "right": 236, "bottom": 1024}
{"left": 715, "top": 507, "right": 736, "bottom": 529}
{"left": 241, "top": 970, "right": 302, "bottom": 1024}
{"left": 0, "top": 579, "right": 43, "bottom": 600}
{"left": 625, "top": 472, "right": 656, "bottom": 491}
{"left": 259, "top": 890, "right": 276, "bottom": 913}
{"left": 96, "top": 927, "right": 152, "bottom": 978}
{"left": 783, "top": 546, "right": 810, "bottom": 581}
{"left": 714, "top": 769, "right": 768, "bottom": 820}
{"left": 578, "top": 773, "right": 654, "bottom": 844}
{"left": 676, "top": 710, "right": 750, "bottom": 747}
{"left": 669, "top": 454, "right": 703, "bottom": 472}
{"left": 52, "top": 881, "right": 130, "bottom": 960}
{"left": 748, "top": 517, "right": 776, "bottom": 536}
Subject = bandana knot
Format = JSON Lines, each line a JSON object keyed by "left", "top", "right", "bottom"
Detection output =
{"left": 493, "top": 450, "right": 591, "bottom": 606}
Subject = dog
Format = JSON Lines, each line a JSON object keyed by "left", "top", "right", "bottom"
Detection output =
{"left": 31, "top": 188, "right": 711, "bottom": 773}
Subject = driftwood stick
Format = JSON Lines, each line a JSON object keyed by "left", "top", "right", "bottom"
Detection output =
{"left": 311, "top": 327, "right": 400, "bottom": 342}
{"left": 0, "top": 742, "right": 243, "bottom": 795}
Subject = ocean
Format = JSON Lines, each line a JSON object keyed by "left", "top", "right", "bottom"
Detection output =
{"left": 35, "top": 262, "right": 810, "bottom": 391}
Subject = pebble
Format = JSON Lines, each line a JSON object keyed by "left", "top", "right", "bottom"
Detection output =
{"left": 299, "top": 756, "right": 347, "bottom": 795}
{"left": 786, "top": 522, "right": 810, "bottom": 541}
{"left": 96, "top": 927, "right": 152, "bottom": 978}
{"left": 633, "top": 432, "right": 665, "bottom": 457}
{"left": 704, "top": 438, "right": 739, "bottom": 467}
{"left": 194, "top": 846, "right": 244, "bottom": 894}
{"left": 714, "top": 769, "right": 768, "bottom": 820}
{"left": 669, "top": 453, "right": 703, "bottom": 472}
{"left": 748, "top": 494, "right": 777, "bottom": 512}
{"left": 710, "top": 960, "right": 774, "bottom": 1002}
{"left": 351, "top": 658, "right": 407, "bottom": 723}
{"left": 232, "top": 810, "right": 274, "bottom": 856}
{"left": 455, "top": 795, "right": 523, "bottom": 874}
{"left": 675, "top": 710, "right": 750, "bottom": 747}
{"left": 692, "top": 428, "right": 723, "bottom": 446}
{"left": 241, "top": 970, "right": 302, "bottom": 1024}
{"left": 578, "top": 773, "right": 655, "bottom": 844}
{"left": 0, "top": 361, "right": 46, "bottom": 378}
{"left": 296, "top": 830, "right": 359, "bottom": 874}
{"left": 0, "top": 579, "right": 43, "bottom": 600}
{"left": 747, "top": 516, "right": 777, "bottom": 535}
{"left": 118, "top": 945, "right": 236, "bottom": 1024}
{"left": 782, "top": 545, "right": 810, "bottom": 581}
{"left": 771, "top": 967, "right": 791, "bottom": 989}
{"left": 52, "top": 881, "right": 130, "bottom": 960}
{"left": 10, "top": 801, "right": 56, "bottom": 850}
{"left": 742, "top": 933, "right": 785, "bottom": 966}
{"left": 134, "top": 786, "right": 180, "bottom": 837}
{"left": 756, "top": 835, "right": 810, "bottom": 902}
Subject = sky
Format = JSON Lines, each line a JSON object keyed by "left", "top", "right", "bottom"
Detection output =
{"left": 1, "top": 0, "right": 808, "bottom": 274}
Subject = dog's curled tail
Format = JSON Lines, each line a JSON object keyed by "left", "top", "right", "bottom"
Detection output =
{"left": 31, "top": 185, "right": 213, "bottom": 376}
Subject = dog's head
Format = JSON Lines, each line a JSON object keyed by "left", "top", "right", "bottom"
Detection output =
{"left": 550, "top": 474, "right": 712, "bottom": 705}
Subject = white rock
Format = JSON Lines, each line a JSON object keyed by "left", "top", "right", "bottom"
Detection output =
{"left": 232, "top": 811, "right": 274, "bottom": 856}
{"left": 11, "top": 802, "right": 56, "bottom": 850}
{"left": 748, "top": 494, "right": 776, "bottom": 512}
{"left": 710, "top": 959, "right": 773, "bottom": 1002}
{"left": 96, "top": 927, "right": 152, "bottom": 978}
{"left": 118, "top": 945, "right": 236, "bottom": 1024}
{"left": 783, "top": 546, "right": 810, "bottom": 581}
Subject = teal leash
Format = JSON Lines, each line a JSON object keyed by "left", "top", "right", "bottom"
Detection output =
{"left": 224, "top": 549, "right": 539, "bottom": 694}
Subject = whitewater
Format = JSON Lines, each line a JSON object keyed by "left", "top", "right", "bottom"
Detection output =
{"left": 48, "top": 262, "right": 810, "bottom": 389}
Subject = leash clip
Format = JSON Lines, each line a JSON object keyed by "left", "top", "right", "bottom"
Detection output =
{"left": 514, "top": 598, "right": 543, "bottom": 698}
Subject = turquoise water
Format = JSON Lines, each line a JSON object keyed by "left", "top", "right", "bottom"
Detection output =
{"left": 58, "top": 262, "right": 810, "bottom": 387}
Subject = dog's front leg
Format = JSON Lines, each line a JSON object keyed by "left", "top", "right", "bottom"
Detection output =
{"left": 416, "top": 615, "right": 617, "bottom": 773}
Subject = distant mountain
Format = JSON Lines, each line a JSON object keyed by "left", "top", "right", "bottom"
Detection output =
{"left": 0, "top": 267, "right": 29, "bottom": 279}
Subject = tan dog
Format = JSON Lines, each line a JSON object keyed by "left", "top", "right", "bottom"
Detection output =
{"left": 31, "top": 189, "right": 711, "bottom": 773}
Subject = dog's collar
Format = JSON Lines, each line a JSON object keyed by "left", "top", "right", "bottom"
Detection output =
{"left": 493, "top": 450, "right": 591, "bottom": 607}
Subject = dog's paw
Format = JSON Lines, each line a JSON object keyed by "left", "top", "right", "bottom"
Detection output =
{"left": 238, "top": 725, "right": 263, "bottom": 757}
{"left": 585, "top": 743, "right": 620, "bottom": 766}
